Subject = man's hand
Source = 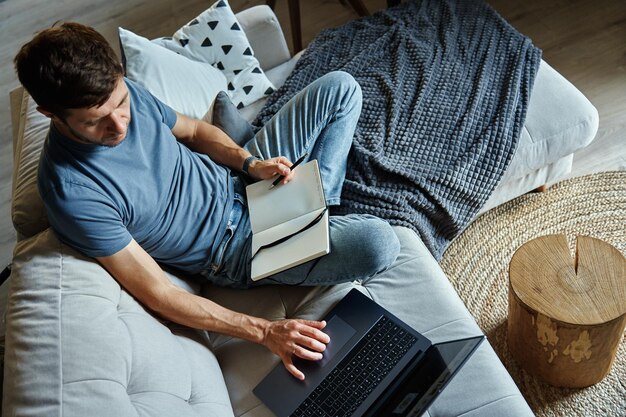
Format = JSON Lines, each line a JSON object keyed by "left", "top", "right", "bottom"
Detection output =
{"left": 261, "top": 319, "right": 330, "bottom": 380}
{"left": 249, "top": 156, "right": 296, "bottom": 185}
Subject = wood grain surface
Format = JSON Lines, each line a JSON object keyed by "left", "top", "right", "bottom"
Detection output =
{"left": 508, "top": 235, "right": 626, "bottom": 387}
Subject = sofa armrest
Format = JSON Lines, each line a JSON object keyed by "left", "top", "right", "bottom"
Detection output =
{"left": 236, "top": 5, "right": 291, "bottom": 71}
{"left": 10, "top": 86, "right": 24, "bottom": 159}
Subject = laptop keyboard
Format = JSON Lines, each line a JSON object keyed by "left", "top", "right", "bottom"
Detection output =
{"left": 290, "top": 316, "right": 419, "bottom": 417}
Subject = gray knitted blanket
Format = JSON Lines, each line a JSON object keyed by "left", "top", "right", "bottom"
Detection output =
{"left": 254, "top": 0, "right": 541, "bottom": 259}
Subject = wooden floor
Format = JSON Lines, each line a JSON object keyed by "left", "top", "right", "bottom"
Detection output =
{"left": 0, "top": 0, "right": 624, "bottom": 267}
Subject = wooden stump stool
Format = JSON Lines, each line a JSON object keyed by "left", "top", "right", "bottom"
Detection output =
{"left": 508, "top": 235, "right": 626, "bottom": 388}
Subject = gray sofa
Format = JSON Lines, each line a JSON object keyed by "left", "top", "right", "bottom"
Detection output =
{"left": 2, "top": 5, "right": 598, "bottom": 416}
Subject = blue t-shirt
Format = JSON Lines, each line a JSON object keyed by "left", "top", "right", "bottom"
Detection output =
{"left": 38, "top": 78, "right": 234, "bottom": 274}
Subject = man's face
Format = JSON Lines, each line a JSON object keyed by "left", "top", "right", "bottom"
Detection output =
{"left": 45, "top": 77, "right": 132, "bottom": 147}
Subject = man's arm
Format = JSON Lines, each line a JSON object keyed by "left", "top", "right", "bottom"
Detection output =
{"left": 96, "top": 240, "right": 329, "bottom": 380}
{"left": 171, "top": 112, "right": 296, "bottom": 186}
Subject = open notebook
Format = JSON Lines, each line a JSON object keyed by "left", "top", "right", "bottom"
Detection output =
{"left": 245, "top": 160, "right": 330, "bottom": 281}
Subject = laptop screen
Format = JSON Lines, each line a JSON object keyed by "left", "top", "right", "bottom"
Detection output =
{"left": 365, "top": 336, "right": 484, "bottom": 416}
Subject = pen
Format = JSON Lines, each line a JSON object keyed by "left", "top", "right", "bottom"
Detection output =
{"left": 269, "top": 152, "right": 308, "bottom": 189}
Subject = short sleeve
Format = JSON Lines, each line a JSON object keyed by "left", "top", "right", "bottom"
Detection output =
{"left": 43, "top": 181, "right": 132, "bottom": 258}
{"left": 125, "top": 78, "right": 177, "bottom": 129}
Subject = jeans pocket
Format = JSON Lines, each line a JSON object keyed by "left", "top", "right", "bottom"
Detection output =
{"left": 211, "top": 228, "right": 234, "bottom": 274}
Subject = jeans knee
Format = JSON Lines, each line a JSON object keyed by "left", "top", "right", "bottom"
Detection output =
{"left": 371, "top": 221, "right": 400, "bottom": 272}
{"left": 320, "top": 71, "right": 362, "bottom": 110}
{"left": 352, "top": 217, "right": 400, "bottom": 276}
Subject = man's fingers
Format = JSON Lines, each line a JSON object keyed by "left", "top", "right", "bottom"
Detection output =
{"left": 302, "top": 319, "right": 327, "bottom": 329}
{"left": 295, "top": 334, "right": 327, "bottom": 353}
{"left": 268, "top": 319, "right": 332, "bottom": 380}
{"left": 283, "top": 169, "right": 296, "bottom": 183}
{"left": 272, "top": 157, "right": 291, "bottom": 172}
{"left": 268, "top": 157, "right": 291, "bottom": 179}
{"left": 299, "top": 328, "right": 330, "bottom": 346}
{"left": 278, "top": 164, "right": 291, "bottom": 176}
{"left": 275, "top": 156, "right": 293, "bottom": 168}
{"left": 294, "top": 345, "right": 324, "bottom": 361}
{"left": 297, "top": 321, "right": 330, "bottom": 344}
{"left": 283, "top": 357, "right": 305, "bottom": 380}
{"left": 269, "top": 162, "right": 290, "bottom": 177}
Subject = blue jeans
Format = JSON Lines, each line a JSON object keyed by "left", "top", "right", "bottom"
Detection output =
{"left": 205, "top": 71, "right": 400, "bottom": 288}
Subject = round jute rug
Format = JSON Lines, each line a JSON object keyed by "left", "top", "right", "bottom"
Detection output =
{"left": 440, "top": 171, "right": 626, "bottom": 417}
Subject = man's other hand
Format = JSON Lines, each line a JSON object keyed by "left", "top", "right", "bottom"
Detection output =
{"left": 262, "top": 319, "right": 330, "bottom": 380}
{"left": 249, "top": 156, "right": 295, "bottom": 185}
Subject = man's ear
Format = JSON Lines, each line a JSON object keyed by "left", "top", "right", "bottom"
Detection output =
{"left": 36, "top": 106, "right": 67, "bottom": 126}
{"left": 36, "top": 106, "right": 55, "bottom": 119}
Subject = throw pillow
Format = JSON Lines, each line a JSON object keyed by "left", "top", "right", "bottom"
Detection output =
{"left": 208, "top": 91, "right": 256, "bottom": 146}
{"left": 153, "top": 0, "right": 275, "bottom": 109}
{"left": 119, "top": 27, "right": 227, "bottom": 120}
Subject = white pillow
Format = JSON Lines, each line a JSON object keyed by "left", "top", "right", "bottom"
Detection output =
{"left": 119, "top": 27, "right": 227, "bottom": 120}
{"left": 153, "top": 0, "right": 275, "bottom": 109}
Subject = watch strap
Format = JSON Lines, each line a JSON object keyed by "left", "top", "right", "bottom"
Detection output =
{"left": 242, "top": 155, "right": 258, "bottom": 176}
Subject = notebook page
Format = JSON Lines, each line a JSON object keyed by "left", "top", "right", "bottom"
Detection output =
{"left": 251, "top": 208, "right": 326, "bottom": 257}
{"left": 246, "top": 160, "right": 325, "bottom": 234}
{"left": 251, "top": 210, "right": 330, "bottom": 281}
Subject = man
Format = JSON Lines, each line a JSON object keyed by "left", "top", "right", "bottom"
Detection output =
{"left": 14, "top": 22, "right": 400, "bottom": 380}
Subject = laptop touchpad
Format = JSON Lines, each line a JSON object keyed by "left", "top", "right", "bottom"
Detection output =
{"left": 317, "top": 315, "right": 356, "bottom": 368}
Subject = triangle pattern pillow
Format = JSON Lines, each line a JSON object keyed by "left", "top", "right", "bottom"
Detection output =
{"left": 154, "top": 0, "right": 275, "bottom": 109}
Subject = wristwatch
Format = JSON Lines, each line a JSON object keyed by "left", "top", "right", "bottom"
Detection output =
{"left": 242, "top": 155, "right": 259, "bottom": 177}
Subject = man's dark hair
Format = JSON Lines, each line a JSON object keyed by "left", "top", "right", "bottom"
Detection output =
{"left": 14, "top": 22, "right": 124, "bottom": 118}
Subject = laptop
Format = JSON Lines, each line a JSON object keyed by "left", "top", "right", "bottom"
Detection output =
{"left": 254, "top": 289, "right": 484, "bottom": 417}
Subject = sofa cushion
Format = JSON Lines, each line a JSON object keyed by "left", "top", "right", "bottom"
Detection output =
{"left": 119, "top": 27, "right": 227, "bottom": 120}
{"left": 480, "top": 154, "right": 573, "bottom": 214}
{"left": 501, "top": 60, "right": 599, "bottom": 182}
{"left": 3, "top": 229, "right": 234, "bottom": 417}
{"left": 205, "top": 226, "right": 533, "bottom": 417}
